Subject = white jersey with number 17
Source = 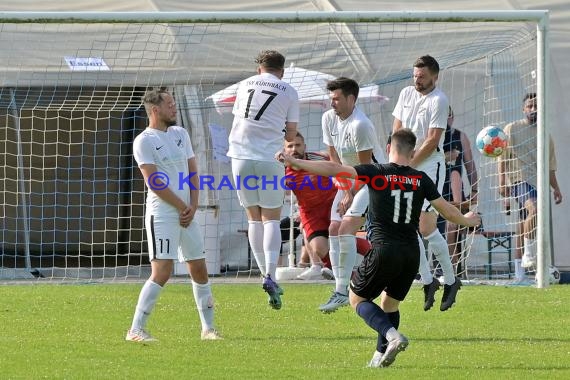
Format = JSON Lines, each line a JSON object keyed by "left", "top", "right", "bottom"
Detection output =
{"left": 227, "top": 72, "right": 299, "bottom": 161}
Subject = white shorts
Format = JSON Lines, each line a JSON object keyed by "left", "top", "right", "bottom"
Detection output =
{"left": 417, "top": 156, "right": 445, "bottom": 212}
{"left": 145, "top": 215, "right": 205, "bottom": 262}
{"left": 330, "top": 186, "right": 369, "bottom": 222}
{"left": 231, "top": 158, "right": 285, "bottom": 209}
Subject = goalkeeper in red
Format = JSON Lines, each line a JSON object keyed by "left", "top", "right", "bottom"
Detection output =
{"left": 282, "top": 132, "right": 338, "bottom": 280}
{"left": 279, "top": 128, "right": 481, "bottom": 368}
{"left": 126, "top": 89, "right": 221, "bottom": 342}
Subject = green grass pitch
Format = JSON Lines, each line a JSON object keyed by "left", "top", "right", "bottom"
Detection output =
{"left": 1, "top": 282, "right": 569, "bottom": 379}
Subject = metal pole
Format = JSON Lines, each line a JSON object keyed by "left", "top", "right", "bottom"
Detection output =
{"left": 535, "top": 12, "right": 550, "bottom": 288}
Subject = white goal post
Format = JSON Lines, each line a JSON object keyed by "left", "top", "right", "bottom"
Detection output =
{"left": 0, "top": 10, "right": 551, "bottom": 286}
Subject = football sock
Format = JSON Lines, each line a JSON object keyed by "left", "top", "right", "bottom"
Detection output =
{"left": 329, "top": 235, "right": 340, "bottom": 284}
{"left": 379, "top": 311, "right": 401, "bottom": 353}
{"left": 263, "top": 220, "right": 281, "bottom": 279}
{"left": 131, "top": 279, "right": 162, "bottom": 331}
{"left": 524, "top": 238, "right": 537, "bottom": 259}
{"left": 426, "top": 229, "right": 456, "bottom": 285}
{"left": 337, "top": 234, "right": 357, "bottom": 295}
{"left": 356, "top": 300, "right": 393, "bottom": 344}
{"left": 248, "top": 221, "right": 265, "bottom": 277}
{"left": 417, "top": 234, "right": 433, "bottom": 285}
{"left": 192, "top": 280, "right": 215, "bottom": 332}
{"left": 514, "top": 258, "right": 524, "bottom": 280}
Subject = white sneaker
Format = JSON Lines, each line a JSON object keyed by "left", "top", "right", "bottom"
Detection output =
{"left": 318, "top": 292, "right": 349, "bottom": 313}
{"left": 201, "top": 328, "right": 223, "bottom": 340}
{"left": 321, "top": 267, "right": 335, "bottom": 280}
{"left": 296, "top": 266, "right": 322, "bottom": 280}
{"left": 125, "top": 328, "right": 157, "bottom": 342}
{"left": 379, "top": 333, "right": 408, "bottom": 367}
{"left": 367, "top": 351, "right": 383, "bottom": 368}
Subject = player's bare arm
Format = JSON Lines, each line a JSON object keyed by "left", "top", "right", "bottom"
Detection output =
{"left": 461, "top": 132, "right": 479, "bottom": 198}
{"left": 392, "top": 118, "right": 403, "bottom": 133}
{"left": 549, "top": 170, "right": 563, "bottom": 204}
{"left": 409, "top": 127, "right": 443, "bottom": 168}
{"left": 284, "top": 121, "right": 298, "bottom": 142}
{"left": 337, "top": 148, "right": 374, "bottom": 206}
{"left": 430, "top": 197, "right": 481, "bottom": 228}
{"left": 180, "top": 157, "right": 200, "bottom": 227}
{"left": 281, "top": 153, "right": 357, "bottom": 179}
{"left": 327, "top": 144, "right": 342, "bottom": 165}
{"left": 497, "top": 153, "right": 509, "bottom": 198}
{"left": 356, "top": 149, "right": 373, "bottom": 165}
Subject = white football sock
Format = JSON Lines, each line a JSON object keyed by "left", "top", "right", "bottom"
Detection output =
{"left": 328, "top": 235, "right": 340, "bottom": 284}
{"left": 514, "top": 259, "right": 525, "bottom": 280}
{"left": 192, "top": 280, "right": 215, "bottom": 332}
{"left": 417, "top": 234, "right": 433, "bottom": 285}
{"left": 263, "top": 220, "right": 281, "bottom": 279}
{"left": 131, "top": 280, "right": 162, "bottom": 331}
{"left": 337, "top": 234, "right": 357, "bottom": 295}
{"left": 426, "top": 229, "right": 456, "bottom": 285}
{"left": 523, "top": 238, "right": 537, "bottom": 268}
{"left": 248, "top": 221, "right": 265, "bottom": 277}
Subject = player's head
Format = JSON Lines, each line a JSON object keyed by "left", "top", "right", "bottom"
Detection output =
{"left": 255, "top": 50, "right": 286, "bottom": 78}
{"left": 284, "top": 132, "right": 306, "bottom": 158}
{"left": 142, "top": 88, "right": 177, "bottom": 127}
{"left": 326, "top": 77, "right": 359, "bottom": 119}
{"left": 447, "top": 105, "right": 454, "bottom": 127}
{"left": 523, "top": 92, "right": 537, "bottom": 124}
{"left": 413, "top": 55, "right": 440, "bottom": 95}
{"left": 389, "top": 128, "right": 416, "bottom": 158}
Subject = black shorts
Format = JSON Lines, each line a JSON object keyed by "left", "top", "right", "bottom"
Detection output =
{"left": 350, "top": 241, "right": 420, "bottom": 302}
{"left": 307, "top": 230, "right": 328, "bottom": 242}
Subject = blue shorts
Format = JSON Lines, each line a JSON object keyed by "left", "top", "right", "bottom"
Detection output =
{"left": 511, "top": 181, "right": 537, "bottom": 219}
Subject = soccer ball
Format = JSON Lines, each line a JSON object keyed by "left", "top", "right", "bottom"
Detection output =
{"left": 549, "top": 266, "right": 561, "bottom": 285}
{"left": 476, "top": 126, "right": 508, "bottom": 158}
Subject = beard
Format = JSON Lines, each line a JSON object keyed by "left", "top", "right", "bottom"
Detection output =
{"left": 526, "top": 111, "right": 537, "bottom": 124}
{"left": 415, "top": 79, "right": 434, "bottom": 94}
{"left": 291, "top": 151, "right": 304, "bottom": 159}
{"left": 165, "top": 118, "right": 177, "bottom": 127}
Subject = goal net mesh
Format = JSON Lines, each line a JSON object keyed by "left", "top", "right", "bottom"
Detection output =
{"left": 0, "top": 13, "right": 541, "bottom": 281}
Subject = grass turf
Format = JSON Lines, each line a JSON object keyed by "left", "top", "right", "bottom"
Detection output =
{"left": 1, "top": 282, "right": 569, "bottom": 379}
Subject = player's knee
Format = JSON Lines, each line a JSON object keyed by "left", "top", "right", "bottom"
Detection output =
{"left": 338, "top": 217, "right": 362, "bottom": 235}
{"left": 329, "top": 222, "right": 340, "bottom": 236}
{"left": 525, "top": 199, "right": 537, "bottom": 217}
{"left": 348, "top": 290, "right": 361, "bottom": 310}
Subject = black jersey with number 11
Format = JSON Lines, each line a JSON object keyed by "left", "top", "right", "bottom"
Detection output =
{"left": 354, "top": 163, "right": 441, "bottom": 245}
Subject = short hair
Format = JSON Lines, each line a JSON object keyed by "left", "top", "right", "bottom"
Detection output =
{"left": 523, "top": 92, "right": 537, "bottom": 103}
{"left": 391, "top": 129, "right": 417, "bottom": 155}
{"left": 326, "top": 77, "right": 360, "bottom": 100}
{"left": 255, "top": 50, "right": 285, "bottom": 70}
{"left": 142, "top": 88, "right": 170, "bottom": 116}
{"left": 294, "top": 131, "right": 305, "bottom": 141}
{"left": 413, "top": 55, "right": 440, "bottom": 75}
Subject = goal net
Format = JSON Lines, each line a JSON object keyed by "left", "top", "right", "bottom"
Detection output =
{"left": 0, "top": 11, "right": 550, "bottom": 283}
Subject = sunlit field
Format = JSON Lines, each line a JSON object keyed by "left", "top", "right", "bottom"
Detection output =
{"left": 1, "top": 282, "right": 569, "bottom": 379}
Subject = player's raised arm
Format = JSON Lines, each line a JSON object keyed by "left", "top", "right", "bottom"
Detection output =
{"left": 429, "top": 197, "right": 481, "bottom": 228}
{"left": 280, "top": 153, "right": 357, "bottom": 179}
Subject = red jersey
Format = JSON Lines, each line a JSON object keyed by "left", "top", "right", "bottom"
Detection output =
{"left": 285, "top": 152, "right": 337, "bottom": 211}
{"left": 285, "top": 152, "right": 337, "bottom": 241}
